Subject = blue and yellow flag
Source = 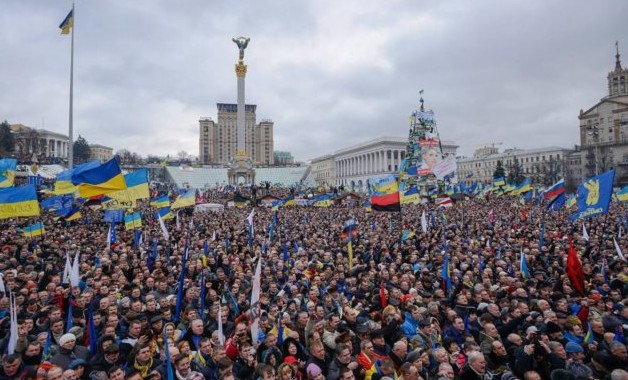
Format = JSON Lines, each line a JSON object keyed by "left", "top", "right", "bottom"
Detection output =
{"left": 59, "top": 9, "right": 74, "bottom": 35}
{"left": 23, "top": 222, "right": 45, "bottom": 238}
{"left": 401, "top": 230, "right": 415, "bottom": 242}
{"left": 155, "top": 207, "right": 174, "bottom": 220}
{"left": 617, "top": 186, "right": 628, "bottom": 202}
{"left": 493, "top": 177, "right": 505, "bottom": 187}
{"left": 566, "top": 193, "right": 577, "bottom": 209}
{"left": 151, "top": 195, "right": 170, "bottom": 209}
{"left": 0, "top": 158, "right": 17, "bottom": 188}
{"left": 314, "top": 194, "right": 333, "bottom": 207}
{"left": 569, "top": 169, "right": 615, "bottom": 221}
{"left": 512, "top": 178, "right": 532, "bottom": 195}
{"left": 283, "top": 195, "right": 295, "bottom": 207}
{"left": 401, "top": 186, "right": 420, "bottom": 205}
{"left": 64, "top": 207, "right": 82, "bottom": 222}
{"left": 109, "top": 169, "right": 149, "bottom": 201}
{"left": 171, "top": 191, "right": 195, "bottom": 209}
{"left": 0, "top": 184, "right": 40, "bottom": 219}
{"left": 584, "top": 322, "right": 594, "bottom": 344}
{"left": 53, "top": 161, "right": 100, "bottom": 195}
{"left": 71, "top": 158, "right": 127, "bottom": 198}
{"left": 124, "top": 212, "right": 142, "bottom": 230}
{"left": 520, "top": 251, "right": 530, "bottom": 279}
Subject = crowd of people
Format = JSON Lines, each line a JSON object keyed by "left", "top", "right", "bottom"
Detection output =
{"left": 0, "top": 188, "right": 626, "bottom": 380}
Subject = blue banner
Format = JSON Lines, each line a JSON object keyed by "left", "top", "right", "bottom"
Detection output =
{"left": 569, "top": 169, "right": 615, "bottom": 221}
{"left": 104, "top": 210, "right": 124, "bottom": 223}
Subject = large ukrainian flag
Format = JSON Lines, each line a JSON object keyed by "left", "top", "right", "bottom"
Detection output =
{"left": 109, "top": 169, "right": 149, "bottom": 201}
{"left": 54, "top": 161, "right": 100, "bottom": 195}
{"left": 0, "top": 184, "right": 40, "bottom": 219}
{"left": 23, "top": 222, "right": 45, "bottom": 238}
{"left": 71, "top": 158, "right": 127, "bottom": 198}
{"left": 0, "top": 158, "right": 18, "bottom": 188}
{"left": 155, "top": 207, "right": 173, "bottom": 220}
{"left": 171, "top": 190, "right": 196, "bottom": 209}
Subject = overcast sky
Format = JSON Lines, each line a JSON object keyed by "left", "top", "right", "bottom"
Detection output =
{"left": 1, "top": 1, "right": 626, "bottom": 161}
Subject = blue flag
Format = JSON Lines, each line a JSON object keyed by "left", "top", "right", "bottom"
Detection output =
{"left": 66, "top": 300, "right": 73, "bottom": 331}
{"left": 199, "top": 270, "right": 206, "bottom": 322}
{"left": 163, "top": 330, "right": 174, "bottom": 380}
{"left": 569, "top": 169, "right": 615, "bottom": 220}
{"left": 87, "top": 302, "right": 98, "bottom": 355}
{"left": 173, "top": 242, "right": 189, "bottom": 323}
{"left": 520, "top": 251, "right": 530, "bottom": 279}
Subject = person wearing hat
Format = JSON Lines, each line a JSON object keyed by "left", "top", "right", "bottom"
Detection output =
{"left": 369, "top": 329, "right": 390, "bottom": 361}
{"left": 50, "top": 333, "right": 89, "bottom": 370}
{"left": 69, "top": 358, "right": 87, "bottom": 379}
{"left": 564, "top": 341, "right": 592, "bottom": 380}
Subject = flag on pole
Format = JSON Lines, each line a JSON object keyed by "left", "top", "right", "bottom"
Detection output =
{"left": 520, "top": 251, "right": 530, "bottom": 279}
{"left": 158, "top": 214, "right": 170, "bottom": 240}
{"left": 614, "top": 238, "right": 626, "bottom": 261}
{"left": 163, "top": 329, "right": 175, "bottom": 380}
{"left": 442, "top": 256, "right": 452, "bottom": 292}
{"left": 71, "top": 158, "right": 127, "bottom": 198}
{"left": 86, "top": 302, "right": 98, "bottom": 355}
{"left": 250, "top": 257, "right": 262, "bottom": 345}
{"left": 0, "top": 275, "right": 4, "bottom": 294}
{"left": 173, "top": 242, "right": 189, "bottom": 323}
{"left": 7, "top": 294, "right": 18, "bottom": 354}
{"left": 421, "top": 211, "right": 428, "bottom": 233}
{"left": 199, "top": 270, "right": 206, "bottom": 321}
{"left": 543, "top": 179, "right": 565, "bottom": 200}
{"left": 566, "top": 237, "right": 585, "bottom": 295}
{"left": 59, "top": 9, "right": 74, "bottom": 35}
{"left": 246, "top": 210, "right": 254, "bottom": 247}
{"left": 70, "top": 253, "right": 80, "bottom": 287}
{"left": 582, "top": 223, "right": 589, "bottom": 241}
{"left": 217, "top": 303, "right": 225, "bottom": 346}
{"left": 63, "top": 253, "right": 71, "bottom": 284}
{"left": 570, "top": 169, "right": 615, "bottom": 220}
{"left": 0, "top": 184, "right": 40, "bottom": 219}
{"left": 66, "top": 298, "right": 73, "bottom": 331}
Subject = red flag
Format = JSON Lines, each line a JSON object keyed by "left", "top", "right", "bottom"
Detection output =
{"left": 521, "top": 209, "right": 527, "bottom": 222}
{"left": 566, "top": 236, "right": 585, "bottom": 295}
{"left": 379, "top": 282, "right": 388, "bottom": 309}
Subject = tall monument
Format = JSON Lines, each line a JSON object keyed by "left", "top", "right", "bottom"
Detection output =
{"left": 228, "top": 36, "right": 255, "bottom": 185}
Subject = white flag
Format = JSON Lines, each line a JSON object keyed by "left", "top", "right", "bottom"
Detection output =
{"left": 0, "top": 275, "right": 5, "bottom": 293}
{"left": 70, "top": 253, "right": 80, "bottom": 287}
{"left": 421, "top": 211, "right": 428, "bottom": 233}
{"left": 62, "top": 253, "right": 71, "bottom": 284}
{"left": 614, "top": 238, "right": 626, "bottom": 262}
{"left": 176, "top": 211, "right": 181, "bottom": 230}
{"left": 158, "top": 214, "right": 170, "bottom": 240}
{"left": 212, "top": 231, "right": 216, "bottom": 241}
{"left": 250, "top": 257, "right": 262, "bottom": 345}
{"left": 7, "top": 294, "right": 18, "bottom": 355}
{"left": 246, "top": 210, "right": 255, "bottom": 235}
{"left": 582, "top": 223, "right": 589, "bottom": 241}
{"left": 106, "top": 224, "right": 112, "bottom": 251}
{"left": 189, "top": 218, "right": 194, "bottom": 229}
{"left": 217, "top": 305, "right": 225, "bottom": 346}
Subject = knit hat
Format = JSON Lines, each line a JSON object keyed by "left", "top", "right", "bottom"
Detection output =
{"left": 59, "top": 333, "right": 76, "bottom": 346}
{"left": 565, "top": 342, "right": 584, "bottom": 354}
{"left": 307, "top": 363, "right": 322, "bottom": 378}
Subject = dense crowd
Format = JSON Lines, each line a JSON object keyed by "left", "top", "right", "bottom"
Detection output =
{"left": 0, "top": 190, "right": 626, "bottom": 380}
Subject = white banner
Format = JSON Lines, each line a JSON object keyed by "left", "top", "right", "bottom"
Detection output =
{"left": 431, "top": 155, "right": 457, "bottom": 180}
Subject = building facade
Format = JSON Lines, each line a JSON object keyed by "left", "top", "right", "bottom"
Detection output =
{"left": 310, "top": 155, "right": 336, "bottom": 186}
{"left": 274, "top": 151, "right": 294, "bottom": 166}
{"left": 89, "top": 144, "right": 113, "bottom": 162}
{"left": 199, "top": 103, "right": 274, "bottom": 166}
{"left": 457, "top": 146, "right": 575, "bottom": 186}
{"left": 309, "top": 136, "right": 458, "bottom": 190}
{"left": 10, "top": 124, "right": 69, "bottom": 162}
{"left": 577, "top": 43, "right": 628, "bottom": 185}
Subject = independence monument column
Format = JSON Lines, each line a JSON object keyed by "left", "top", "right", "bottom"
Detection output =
{"left": 233, "top": 36, "right": 250, "bottom": 158}
{"left": 228, "top": 37, "right": 255, "bottom": 186}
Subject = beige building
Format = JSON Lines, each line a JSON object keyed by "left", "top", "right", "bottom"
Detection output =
{"left": 577, "top": 43, "right": 628, "bottom": 185}
{"left": 199, "top": 103, "right": 274, "bottom": 166}
{"left": 457, "top": 146, "right": 575, "bottom": 186}
{"left": 10, "top": 124, "right": 69, "bottom": 161}
{"left": 89, "top": 144, "right": 113, "bottom": 162}
{"left": 310, "top": 154, "right": 336, "bottom": 186}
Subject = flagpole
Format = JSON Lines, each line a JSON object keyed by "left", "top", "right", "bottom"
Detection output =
{"left": 68, "top": 2, "right": 75, "bottom": 169}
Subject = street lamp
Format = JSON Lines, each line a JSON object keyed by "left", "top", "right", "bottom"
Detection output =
{"left": 586, "top": 123, "right": 600, "bottom": 175}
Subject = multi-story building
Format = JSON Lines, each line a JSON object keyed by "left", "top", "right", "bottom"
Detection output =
{"left": 310, "top": 136, "right": 458, "bottom": 190}
{"left": 199, "top": 103, "right": 274, "bottom": 166}
{"left": 9, "top": 124, "right": 69, "bottom": 162}
{"left": 457, "top": 146, "right": 575, "bottom": 186}
{"left": 577, "top": 43, "right": 628, "bottom": 185}
{"left": 89, "top": 144, "right": 113, "bottom": 162}
{"left": 310, "top": 155, "right": 336, "bottom": 186}
{"left": 274, "top": 151, "right": 294, "bottom": 166}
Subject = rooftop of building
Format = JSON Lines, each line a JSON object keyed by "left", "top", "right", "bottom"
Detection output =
{"left": 9, "top": 124, "right": 69, "bottom": 140}
{"left": 458, "top": 146, "right": 573, "bottom": 161}
{"left": 89, "top": 144, "right": 113, "bottom": 150}
{"left": 165, "top": 165, "right": 312, "bottom": 188}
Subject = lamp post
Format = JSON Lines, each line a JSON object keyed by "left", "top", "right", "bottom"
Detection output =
{"left": 586, "top": 123, "right": 600, "bottom": 175}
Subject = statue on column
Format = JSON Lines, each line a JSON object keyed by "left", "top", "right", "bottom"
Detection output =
{"left": 232, "top": 36, "right": 250, "bottom": 62}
